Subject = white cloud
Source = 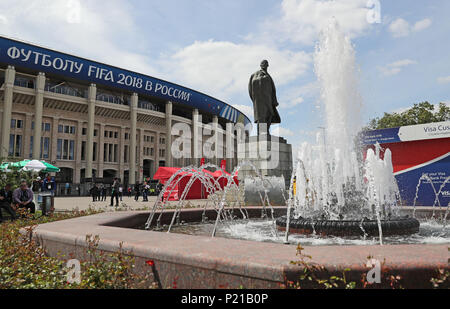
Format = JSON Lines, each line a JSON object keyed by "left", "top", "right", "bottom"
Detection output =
{"left": 263, "top": 0, "right": 373, "bottom": 46}
{"left": 437, "top": 76, "right": 450, "bottom": 84}
{"left": 389, "top": 17, "right": 432, "bottom": 38}
{"left": 279, "top": 82, "right": 319, "bottom": 109}
{"left": 0, "top": 0, "right": 157, "bottom": 75}
{"left": 232, "top": 104, "right": 254, "bottom": 120}
{"left": 0, "top": 14, "right": 7, "bottom": 24}
{"left": 157, "top": 40, "right": 311, "bottom": 101}
{"left": 389, "top": 18, "right": 410, "bottom": 38}
{"left": 378, "top": 59, "right": 417, "bottom": 76}
{"left": 413, "top": 18, "right": 432, "bottom": 32}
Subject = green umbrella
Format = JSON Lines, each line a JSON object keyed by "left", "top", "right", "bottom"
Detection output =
{"left": 1, "top": 160, "right": 60, "bottom": 173}
{"left": 41, "top": 161, "right": 60, "bottom": 173}
{"left": 8, "top": 160, "right": 29, "bottom": 169}
{"left": 0, "top": 162, "right": 11, "bottom": 171}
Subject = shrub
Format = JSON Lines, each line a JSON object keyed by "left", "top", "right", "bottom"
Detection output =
{"left": 0, "top": 210, "right": 157, "bottom": 289}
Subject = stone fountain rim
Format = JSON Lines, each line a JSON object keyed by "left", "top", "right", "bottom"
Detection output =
{"left": 25, "top": 207, "right": 449, "bottom": 289}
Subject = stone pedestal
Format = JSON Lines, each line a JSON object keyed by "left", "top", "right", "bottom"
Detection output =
{"left": 238, "top": 135, "right": 293, "bottom": 189}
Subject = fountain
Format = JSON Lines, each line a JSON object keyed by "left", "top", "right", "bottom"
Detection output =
{"left": 276, "top": 20, "right": 420, "bottom": 243}
{"left": 144, "top": 162, "right": 280, "bottom": 237}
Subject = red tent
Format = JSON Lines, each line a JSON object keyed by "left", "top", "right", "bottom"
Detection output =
{"left": 153, "top": 167, "right": 239, "bottom": 201}
{"left": 211, "top": 170, "right": 239, "bottom": 189}
{"left": 153, "top": 167, "right": 181, "bottom": 185}
{"left": 153, "top": 167, "right": 209, "bottom": 201}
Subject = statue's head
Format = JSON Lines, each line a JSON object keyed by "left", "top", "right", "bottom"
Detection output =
{"left": 260, "top": 60, "right": 269, "bottom": 71}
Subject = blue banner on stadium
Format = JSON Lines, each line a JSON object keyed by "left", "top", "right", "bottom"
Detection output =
{"left": 0, "top": 36, "right": 251, "bottom": 126}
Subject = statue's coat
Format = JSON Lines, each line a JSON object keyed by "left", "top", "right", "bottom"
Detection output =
{"left": 249, "top": 70, "right": 281, "bottom": 124}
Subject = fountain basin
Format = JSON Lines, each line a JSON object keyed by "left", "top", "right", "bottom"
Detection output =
{"left": 25, "top": 209, "right": 449, "bottom": 289}
{"left": 276, "top": 216, "right": 420, "bottom": 237}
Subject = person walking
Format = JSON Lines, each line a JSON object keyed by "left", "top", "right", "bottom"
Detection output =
{"left": 127, "top": 187, "right": 132, "bottom": 198}
{"left": 110, "top": 178, "right": 120, "bottom": 207}
{"left": 0, "top": 184, "right": 17, "bottom": 223}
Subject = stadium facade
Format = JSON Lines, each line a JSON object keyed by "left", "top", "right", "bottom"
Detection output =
{"left": 0, "top": 36, "right": 251, "bottom": 192}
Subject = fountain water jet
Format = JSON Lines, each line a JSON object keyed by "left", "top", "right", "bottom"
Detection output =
{"left": 277, "top": 20, "right": 420, "bottom": 244}
{"left": 145, "top": 161, "right": 280, "bottom": 238}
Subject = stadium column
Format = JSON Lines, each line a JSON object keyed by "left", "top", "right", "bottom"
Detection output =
{"left": 119, "top": 126, "right": 125, "bottom": 183}
{"left": 23, "top": 113, "right": 33, "bottom": 159}
{"left": 129, "top": 93, "right": 138, "bottom": 185}
{"left": 226, "top": 122, "right": 234, "bottom": 173}
{"left": 213, "top": 116, "right": 221, "bottom": 166}
{"left": 0, "top": 66, "right": 15, "bottom": 159}
{"left": 86, "top": 84, "right": 97, "bottom": 179}
{"left": 98, "top": 124, "right": 105, "bottom": 178}
{"left": 155, "top": 132, "right": 160, "bottom": 171}
{"left": 139, "top": 128, "right": 144, "bottom": 182}
{"left": 192, "top": 109, "right": 200, "bottom": 166}
{"left": 51, "top": 117, "right": 59, "bottom": 163}
{"left": 32, "top": 72, "right": 46, "bottom": 160}
{"left": 74, "top": 120, "right": 84, "bottom": 184}
{"left": 165, "top": 101, "right": 173, "bottom": 167}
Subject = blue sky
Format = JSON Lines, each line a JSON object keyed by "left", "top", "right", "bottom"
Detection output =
{"left": 0, "top": 0, "right": 449, "bottom": 150}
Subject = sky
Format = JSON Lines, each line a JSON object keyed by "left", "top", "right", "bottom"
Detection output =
{"left": 0, "top": 0, "right": 449, "bottom": 152}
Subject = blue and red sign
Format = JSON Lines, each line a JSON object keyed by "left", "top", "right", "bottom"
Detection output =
{"left": 0, "top": 35, "right": 251, "bottom": 126}
{"left": 362, "top": 122, "right": 450, "bottom": 207}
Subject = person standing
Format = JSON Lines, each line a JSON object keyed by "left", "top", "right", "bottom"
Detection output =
{"left": 101, "top": 185, "right": 107, "bottom": 202}
{"left": 32, "top": 177, "right": 42, "bottom": 207}
{"left": 134, "top": 182, "right": 141, "bottom": 201}
{"left": 127, "top": 187, "right": 132, "bottom": 198}
{"left": 90, "top": 184, "right": 99, "bottom": 202}
{"left": 142, "top": 182, "right": 149, "bottom": 202}
{"left": 119, "top": 185, "right": 123, "bottom": 202}
{"left": 32, "top": 177, "right": 41, "bottom": 193}
{"left": 157, "top": 181, "right": 163, "bottom": 196}
{"left": 65, "top": 182, "right": 71, "bottom": 195}
{"left": 110, "top": 178, "right": 120, "bottom": 207}
{"left": 0, "top": 184, "right": 17, "bottom": 222}
{"left": 13, "top": 181, "right": 36, "bottom": 216}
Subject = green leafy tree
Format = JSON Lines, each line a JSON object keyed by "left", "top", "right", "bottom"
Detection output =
{"left": 367, "top": 102, "right": 450, "bottom": 130}
{"left": 0, "top": 157, "right": 34, "bottom": 190}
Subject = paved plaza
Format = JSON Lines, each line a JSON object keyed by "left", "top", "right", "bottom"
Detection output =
{"left": 53, "top": 196, "right": 210, "bottom": 212}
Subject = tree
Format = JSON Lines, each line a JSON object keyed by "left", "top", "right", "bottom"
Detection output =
{"left": 367, "top": 102, "right": 450, "bottom": 130}
{"left": 0, "top": 158, "right": 34, "bottom": 191}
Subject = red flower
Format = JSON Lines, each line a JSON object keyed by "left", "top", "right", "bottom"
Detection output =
{"left": 146, "top": 260, "right": 155, "bottom": 267}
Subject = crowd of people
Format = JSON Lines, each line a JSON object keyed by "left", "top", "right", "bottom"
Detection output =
{"left": 89, "top": 179, "right": 163, "bottom": 207}
{"left": 1, "top": 176, "right": 166, "bottom": 222}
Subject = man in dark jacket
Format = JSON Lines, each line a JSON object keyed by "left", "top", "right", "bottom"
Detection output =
{"left": 134, "top": 183, "right": 141, "bottom": 201}
{"left": 110, "top": 178, "right": 120, "bottom": 207}
{"left": 13, "top": 181, "right": 36, "bottom": 215}
{"left": 0, "top": 184, "right": 17, "bottom": 222}
{"left": 90, "top": 184, "right": 99, "bottom": 202}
